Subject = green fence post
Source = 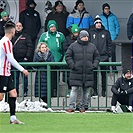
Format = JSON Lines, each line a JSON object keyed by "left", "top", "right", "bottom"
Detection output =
{"left": 47, "top": 64, "right": 51, "bottom": 108}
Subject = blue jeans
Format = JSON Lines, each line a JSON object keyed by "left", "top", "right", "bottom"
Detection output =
{"left": 12, "top": 68, "right": 28, "bottom": 95}
{"left": 69, "top": 86, "right": 92, "bottom": 110}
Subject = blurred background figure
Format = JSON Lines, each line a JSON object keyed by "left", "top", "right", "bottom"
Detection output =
{"left": 100, "top": 3, "right": 120, "bottom": 71}
{"left": 0, "top": 11, "right": 9, "bottom": 39}
{"left": 33, "top": 42, "right": 54, "bottom": 103}
{"left": 45, "top": 0, "right": 69, "bottom": 37}
{"left": 19, "top": 0, "right": 41, "bottom": 50}
{"left": 66, "top": 0, "right": 94, "bottom": 31}
{"left": 12, "top": 22, "right": 34, "bottom": 97}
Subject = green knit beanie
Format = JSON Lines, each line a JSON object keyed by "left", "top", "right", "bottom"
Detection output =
{"left": 1, "top": 11, "right": 8, "bottom": 19}
{"left": 71, "top": 24, "right": 80, "bottom": 34}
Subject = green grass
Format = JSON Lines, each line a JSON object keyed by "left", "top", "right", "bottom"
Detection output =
{"left": 0, "top": 112, "right": 133, "bottom": 133}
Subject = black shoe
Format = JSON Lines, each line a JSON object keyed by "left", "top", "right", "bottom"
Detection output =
{"left": 102, "top": 90, "right": 106, "bottom": 97}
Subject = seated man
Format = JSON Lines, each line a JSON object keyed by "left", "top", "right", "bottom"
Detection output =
{"left": 111, "top": 69, "right": 133, "bottom": 113}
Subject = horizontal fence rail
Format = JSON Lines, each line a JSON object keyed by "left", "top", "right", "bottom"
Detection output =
{"left": 12, "top": 62, "right": 122, "bottom": 110}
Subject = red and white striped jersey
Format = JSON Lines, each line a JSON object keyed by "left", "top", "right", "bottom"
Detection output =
{"left": 0, "top": 36, "right": 24, "bottom": 76}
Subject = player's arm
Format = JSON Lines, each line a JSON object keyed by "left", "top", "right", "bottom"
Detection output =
{"left": 6, "top": 53, "right": 29, "bottom": 76}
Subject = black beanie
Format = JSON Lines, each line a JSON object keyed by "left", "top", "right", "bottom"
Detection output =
{"left": 55, "top": 0, "right": 63, "bottom": 8}
{"left": 76, "top": 0, "right": 84, "bottom": 8}
{"left": 123, "top": 69, "right": 131, "bottom": 75}
{"left": 102, "top": 3, "right": 110, "bottom": 10}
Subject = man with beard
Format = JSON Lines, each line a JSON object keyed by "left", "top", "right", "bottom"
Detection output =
{"left": 111, "top": 69, "right": 133, "bottom": 113}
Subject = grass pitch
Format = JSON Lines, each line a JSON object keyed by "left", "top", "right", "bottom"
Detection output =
{"left": 0, "top": 112, "right": 133, "bottom": 133}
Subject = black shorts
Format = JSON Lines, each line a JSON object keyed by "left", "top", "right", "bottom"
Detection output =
{"left": 0, "top": 75, "right": 15, "bottom": 93}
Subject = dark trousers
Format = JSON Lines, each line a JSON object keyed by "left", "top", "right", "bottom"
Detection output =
{"left": 111, "top": 43, "right": 117, "bottom": 70}
{"left": 12, "top": 68, "right": 28, "bottom": 95}
{"left": 111, "top": 93, "right": 133, "bottom": 106}
{"left": 93, "top": 65, "right": 108, "bottom": 94}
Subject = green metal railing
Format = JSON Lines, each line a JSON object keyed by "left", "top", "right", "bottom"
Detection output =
{"left": 14, "top": 62, "right": 122, "bottom": 110}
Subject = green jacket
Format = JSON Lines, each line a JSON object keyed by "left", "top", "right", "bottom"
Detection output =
{"left": 39, "top": 20, "right": 65, "bottom": 62}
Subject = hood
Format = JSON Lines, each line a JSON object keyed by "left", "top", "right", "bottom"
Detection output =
{"left": 26, "top": 0, "right": 37, "bottom": 8}
{"left": 47, "top": 20, "right": 58, "bottom": 32}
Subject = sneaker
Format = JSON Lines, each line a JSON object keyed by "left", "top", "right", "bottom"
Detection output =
{"left": 24, "top": 92, "right": 27, "bottom": 97}
{"left": 80, "top": 109, "right": 85, "bottom": 113}
{"left": 66, "top": 109, "right": 74, "bottom": 113}
{"left": 92, "top": 92, "right": 98, "bottom": 98}
{"left": 10, "top": 119, "right": 24, "bottom": 124}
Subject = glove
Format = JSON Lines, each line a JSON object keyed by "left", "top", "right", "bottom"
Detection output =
{"left": 120, "top": 90, "right": 127, "bottom": 95}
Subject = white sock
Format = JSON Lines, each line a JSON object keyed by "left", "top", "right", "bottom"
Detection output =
{"left": 10, "top": 115, "right": 16, "bottom": 122}
{"left": 111, "top": 106, "right": 116, "bottom": 112}
{"left": 128, "top": 106, "right": 132, "bottom": 112}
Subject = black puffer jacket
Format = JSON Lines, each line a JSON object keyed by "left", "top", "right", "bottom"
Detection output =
{"left": 0, "top": 20, "right": 7, "bottom": 39}
{"left": 12, "top": 32, "right": 34, "bottom": 62}
{"left": 111, "top": 76, "right": 133, "bottom": 95}
{"left": 65, "top": 38, "right": 100, "bottom": 88}
{"left": 88, "top": 27, "right": 112, "bottom": 62}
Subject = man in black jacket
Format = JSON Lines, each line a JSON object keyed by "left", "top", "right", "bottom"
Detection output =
{"left": 111, "top": 69, "right": 133, "bottom": 113}
{"left": 66, "top": 30, "right": 100, "bottom": 113}
{"left": 89, "top": 15, "right": 112, "bottom": 97}
{"left": 12, "top": 22, "right": 34, "bottom": 96}
{"left": 19, "top": 0, "right": 41, "bottom": 50}
{"left": 45, "top": 0, "right": 69, "bottom": 37}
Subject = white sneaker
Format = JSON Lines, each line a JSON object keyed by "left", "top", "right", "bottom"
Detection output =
{"left": 10, "top": 119, "right": 24, "bottom": 124}
{"left": 128, "top": 106, "right": 132, "bottom": 112}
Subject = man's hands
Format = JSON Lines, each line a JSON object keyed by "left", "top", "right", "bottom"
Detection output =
{"left": 22, "top": 69, "right": 29, "bottom": 76}
{"left": 116, "top": 90, "right": 128, "bottom": 95}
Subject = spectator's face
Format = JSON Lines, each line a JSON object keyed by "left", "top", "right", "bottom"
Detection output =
{"left": 29, "top": 3, "right": 35, "bottom": 8}
{"left": 80, "top": 36, "right": 88, "bottom": 41}
{"left": 73, "top": 32, "right": 79, "bottom": 37}
{"left": 56, "top": 4, "right": 63, "bottom": 12}
{"left": 50, "top": 26, "right": 56, "bottom": 32}
{"left": 40, "top": 44, "right": 47, "bottom": 53}
{"left": 95, "top": 22, "right": 102, "bottom": 29}
{"left": 125, "top": 72, "right": 132, "bottom": 79}
{"left": 15, "top": 22, "right": 23, "bottom": 32}
{"left": 103, "top": 6, "right": 110, "bottom": 14}
{"left": 3, "top": 15, "right": 9, "bottom": 21}
{"left": 77, "top": 3, "right": 84, "bottom": 12}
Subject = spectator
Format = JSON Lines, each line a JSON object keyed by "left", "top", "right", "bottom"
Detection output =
{"left": 11, "top": 22, "right": 34, "bottom": 97}
{"left": 111, "top": 69, "right": 133, "bottom": 113}
{"left": 89, "top": 15, "right": 112, "bottom": 97}
{"left": 45, "top": 0, "right": 69, "bottom": 37}
{"left": 0, "top": 22, "right": 28, "bottom": 124}
{"left": 66, "top": 0, "right": 94, "bottom": 31}
{"left": 100, "top": 3, "right": 120, "bottom": 71}
{"left": 39, "top": 20, "right": 65, "bottom": 62}
{"left": 19, "top": 0, "right": 41, "bottom": 50}
{"left": 0, "top": 11, "right": 10, "bottom": 39}
{"left": 127, "top": 13, "right": 133, "bottom": 40}
{"left": 39, "top": 20, "right": 65, "bottom": 97}
{"left": 63, "top": 24, "right": 80, "bottom": 96}
{"left": 33, "top": 42, "right": 54, "bottom": 103}
{"left": 66, "top": 30, "right": 100, "bottom": 113}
